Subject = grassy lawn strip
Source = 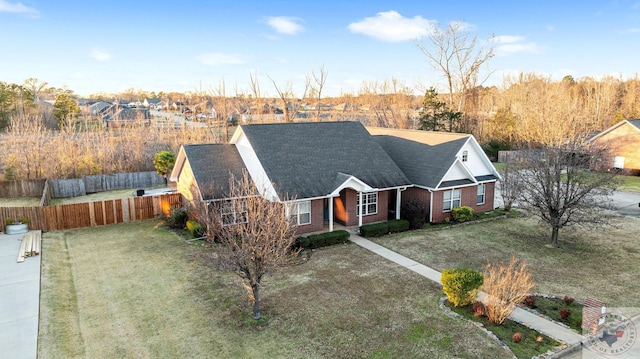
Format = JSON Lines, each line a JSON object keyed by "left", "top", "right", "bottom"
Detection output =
{"left": 617, "top": 174, "right": 640, "bottom": 192}
{"left": 39, "top": 220, "right": 513, "bottom": 359}
{"left": 445, "top": 301, "right": 560, "bottom": 359}
{"left": 371, "top": 213, "right": 640, "bottom": 308}
{"left": 0, "top": 196, "right": 41, "bottom": 207}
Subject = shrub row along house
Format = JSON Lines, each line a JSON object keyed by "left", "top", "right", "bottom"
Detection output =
{"left": 170, "top": 122, "right": 500, "bottom": 234}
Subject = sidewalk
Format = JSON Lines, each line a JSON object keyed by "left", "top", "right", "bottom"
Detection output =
{"left": 349, "top": 234, "right": 583, "bottom": 346}
{"left": 0, "top": 232, "right": 41, "bottom": 359}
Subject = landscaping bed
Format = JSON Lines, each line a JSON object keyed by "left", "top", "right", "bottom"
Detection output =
{"left": 442, "top": 298, "right": 561, "bottom": 359}
{"left": 520, "top": 295, "right": 583, "bottom": 333}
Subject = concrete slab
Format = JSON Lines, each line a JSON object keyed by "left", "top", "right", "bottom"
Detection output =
{"left": 0, "top": 231, "right": 41, "bottom": 359}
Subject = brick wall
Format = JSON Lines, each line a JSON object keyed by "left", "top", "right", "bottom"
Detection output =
{"left": 295, "top": 199, "right": 324, "bottom": 235}
{"left": 334, "top": 189, "right": 389, "bottom": 227}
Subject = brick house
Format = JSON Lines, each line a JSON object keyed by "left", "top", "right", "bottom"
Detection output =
{"left": 170, "top": 122, "right": 500, "bottom": 234}
{"left": 586, "top": 119, "right": 640, "bottom": 175}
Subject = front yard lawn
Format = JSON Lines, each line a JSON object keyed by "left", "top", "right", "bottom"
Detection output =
{"left": 372, "top": 213, "right": 640, "bottom": 308}
{"left": 39, "top": 220, "right": 512, "bottom": 359}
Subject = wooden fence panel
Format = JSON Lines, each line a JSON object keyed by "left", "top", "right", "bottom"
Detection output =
{"left": 6, "top": 193, "right": 184, "bottom": 232}
{"left": 0, "top": 179, "right": 47, "bottom": 198}
{"left": 84, "top": 172, "right": 165, "bottom": 193}
{"left": 48, "top": 179, "right": 86, "bottom": 198}
{"left": 0, "top": 207, "right": 45, "bottom": 232}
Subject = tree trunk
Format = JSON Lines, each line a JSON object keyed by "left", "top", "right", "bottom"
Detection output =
{"left": 252, "top": 284, "right": 261, "bottom": 320}
{"left": 550, "top": 226, "right": 559, "bottom": 247}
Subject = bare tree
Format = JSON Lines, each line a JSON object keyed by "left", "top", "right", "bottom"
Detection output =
{"left": 198, "top": 173, "right": 300, "bottom": 320}
{"left": 416, "top": 21, "right": 495, "bottom": 115}
{"left": 496, "top": 163, "right": 521, "bottom": 212}
{"left": 267, "top": 75, "right": 306, "bottom": 123}
{"left": 514, "top": 141, "right": 619, "bottom": 246}
{"left": 310, "top": 65, "right": 327, "bottom": 121}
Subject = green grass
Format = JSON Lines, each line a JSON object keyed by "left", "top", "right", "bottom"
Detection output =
{"left": 371, "top": 213, "right": 640, "bottom": 308}
{"left": 446, "top": 301, "right": 561, "bottom": 358}
{"left": 617, "top": 174, "right": 640, "bottom": 192}
{"left": 39, "top": 220, "right": 512, "bottom": 359}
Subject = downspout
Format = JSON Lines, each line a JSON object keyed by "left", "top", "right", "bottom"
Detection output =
{"left": 429, "top": 189, "right": 434, "bottom": 223}
{"left": 396, "top": 187, "right": 407, "bottom": 220}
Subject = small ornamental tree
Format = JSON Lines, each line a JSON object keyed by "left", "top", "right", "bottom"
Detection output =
{"left": 196, "top": 172, "right": 300, "bottom": 320}
{"left": 153, "top": 150, "right": 176, "bottom": 184}
{"left": 441, "top": 268, "right": 484, "bottom": 307}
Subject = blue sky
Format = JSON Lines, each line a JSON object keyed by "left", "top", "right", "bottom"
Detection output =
{"left": 1, "top": 0, "right": 639, "bottom": 97}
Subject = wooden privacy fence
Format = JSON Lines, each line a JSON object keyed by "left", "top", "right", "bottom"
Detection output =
{"left": 1, "top": 193, "right": 183, "bottom": 232}
{"left": 0, "top": 179, "right": 47, "bottom": 198}
{"left": 48, "top": 171, "right": 166, "bottom": 198}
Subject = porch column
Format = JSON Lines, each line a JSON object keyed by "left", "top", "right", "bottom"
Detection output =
{"left": 358, "top": 191, "right": 363, "bottom": 227}
{"left": 329, "top": 197, "right": 334, "bottom": 232}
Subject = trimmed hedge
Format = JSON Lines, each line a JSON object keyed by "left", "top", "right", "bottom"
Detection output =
{"left": 295, "top": 230, "right": 350, "bottom": 249}
{"left": 441, "top": 268, "right": 484, "bottom": 307}
{"left": 452, "top": 206, "right": 474, "bottom": 222}
{"left": 359, "top": 219, "right": 410, "bottom": 237}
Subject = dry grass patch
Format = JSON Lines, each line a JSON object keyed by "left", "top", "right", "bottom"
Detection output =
{"left": 39, "top": 220, "right": 512, "bottom": 359}
{"left": 0, "top": 197, "right": 41, "bottom": 206}
{"left": 372, "top": 213, "right": 640, "bottom": 308}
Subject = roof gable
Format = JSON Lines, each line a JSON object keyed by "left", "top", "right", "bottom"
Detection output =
{"left": 236, "top": 122, "right": 411, "bottom": 199}
{"left": 177, "top": 144, "right": 247, "bottom": 201}
{"left": 373, "top": 134, "right": 467, "bottom": 188}
{"left": 587, "top": 119, "right": 640, "bottom": 143}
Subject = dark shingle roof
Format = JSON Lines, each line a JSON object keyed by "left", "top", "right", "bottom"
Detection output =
{"left": 629, "top": 119, "right": 640, "bottom": 130}
{"left": 182, "top": 144, "right": 247, "bottom": 200}
{"left": 240, "top": 122, "right": 411, "bottom": 198}
{"left": 373, "top": 135, "right": 468, "bottom": 188}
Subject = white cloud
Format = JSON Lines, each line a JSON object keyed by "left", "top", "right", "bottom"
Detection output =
{"left": 0, "top": 0, "right": 39, "bottom": 17}
{"left": 91, "top": 48, "right": 111, "bottom": 62}
{"left": 195, "top": 53, "right": 244, "bottom": 66}
{"left": 265, "top": 16, "right": 304, "bottom": 35}
{"left": 546, "top": 25, "right": 556, "bottom": 32}
{"left": 493, "top": 35, "right": 543, "bottom": 55}
{"left": 348, "top": 10, "right": 433, "bottom": 42}
{"left": 625, "top": 28, "right": 640, "bottom": 33}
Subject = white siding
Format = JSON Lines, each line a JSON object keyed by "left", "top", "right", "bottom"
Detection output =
{"left": 233, "top": 132, "right": 279, "bottom": 200}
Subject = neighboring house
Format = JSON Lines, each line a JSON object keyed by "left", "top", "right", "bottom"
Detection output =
{"left": 170, "top": 121, "right": 500, "bottom": 234}
{"left": 585, "top": 119, "right": 640, "bottom": 174}
{"left": 103, "top": 108, "right": 151, "bottom": 128}
{"left": 88, "top": 101, "right": 112, "bottom": 115}
{"left": 143, "top": 98, "right": 162, "bottom": 108}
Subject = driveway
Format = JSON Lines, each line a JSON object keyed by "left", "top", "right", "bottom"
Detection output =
{"left": 0, "top": 232, "right": 40, "bottom": 359}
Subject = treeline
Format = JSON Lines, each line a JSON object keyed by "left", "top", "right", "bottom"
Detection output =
{"left": 1, "top": 73, "right": 639, "bottom": 180}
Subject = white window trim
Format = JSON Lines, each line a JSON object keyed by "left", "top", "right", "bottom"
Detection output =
{"left": 443, "top": 189, "right": 461, "bottom": 212}
{"left": 477, "top": 184, "right": 485, "bottom": 205}
{"left": 220, "top": 200, "right": 248, "bottom": 226}
{"left": 289, "top": 200, "right": 311, "bottom": 225}
{"left": 357, "top": 192, "right": 378, "bottom": 216}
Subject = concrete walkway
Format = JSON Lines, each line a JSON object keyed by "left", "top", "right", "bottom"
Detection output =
{"left": 0, "top": 232, "right": 41, "bottom": 359}
{"left": 349, "top": 233, "right": 583, "bottom": 346}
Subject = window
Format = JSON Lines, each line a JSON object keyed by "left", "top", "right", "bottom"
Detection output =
{"left": 477, "top": 184, "right": 485, "bottom": 205}
{"left": 289, "top": 201, "right": 311, "bottom": 225}
{"left": 220, "top": 200, "right": 248, "bottom": 226}
{"left": 443, "top": 189, "right": 461, "bottom": 212}
{"left": 462, "top": 150, "right": 468, "bottom": 162}
{"left": 356, "top": 192, "right": 378, "bottom": 215}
